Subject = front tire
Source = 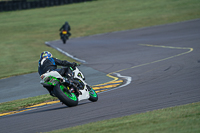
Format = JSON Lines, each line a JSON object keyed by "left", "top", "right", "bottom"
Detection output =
{"left": 53, "top": 84, "right": 78, "bottom": 107}
{"left": 87, "top": 85, "right": 98, "bottom": 102}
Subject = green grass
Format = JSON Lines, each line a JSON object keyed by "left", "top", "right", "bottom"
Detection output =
{"left": 0, "top": 94, "right": 58, "bottom": 113}
{"left": 0, "top": 0, "right": 200, "bottom": 79}
{"left": 46, "top": 102, "right": 200, "bottom": 133}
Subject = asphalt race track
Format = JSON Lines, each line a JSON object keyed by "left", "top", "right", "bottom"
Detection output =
{"left": 0, "top": 19, "right": 200, "bottom": 133}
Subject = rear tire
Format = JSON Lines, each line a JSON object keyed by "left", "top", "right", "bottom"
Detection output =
{"left": 87, "top": 85, "right": 98, "bottom": 102}
{"left": 62, "top": 38, "right": 66, "bottom": 44}
{"left": 62, "top": 35, "right": 67, "bottom": 44}
{"left": 53, "top": 84, "right": 78, "bottom": 107}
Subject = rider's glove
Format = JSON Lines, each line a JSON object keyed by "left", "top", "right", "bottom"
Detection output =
{"left": 71, "top": 62, "right": 78, "bottom": 68}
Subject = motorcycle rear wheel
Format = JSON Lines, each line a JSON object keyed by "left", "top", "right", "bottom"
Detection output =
{"left": 62, "top": 35, "right": 68, "bottom": 44}
{"left": 53, "top": 84, "right": 78, "bottom": 107}
{"left": 62, "top": 39, "right": 66, "bottom": 44}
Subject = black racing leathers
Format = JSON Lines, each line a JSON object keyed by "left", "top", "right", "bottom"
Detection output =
{"left": 38, "top": 57, "right": 73, "bottom": 76}
{"left": 59, "top": 22, "right": 71, "bottom": 37}
{"left": 59, "top": 22, "right": 71, "bottom": 31}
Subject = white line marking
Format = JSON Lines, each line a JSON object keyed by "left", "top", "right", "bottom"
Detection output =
{"left": 45, "top": 42, "right": 86, "bottom": 63}
{"left": 98, "top": 73, "right": 132, "bottom": 94}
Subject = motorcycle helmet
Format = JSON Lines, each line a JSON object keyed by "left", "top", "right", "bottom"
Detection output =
{"left": 40, "top": 51, "right": 52, "bottom": 59}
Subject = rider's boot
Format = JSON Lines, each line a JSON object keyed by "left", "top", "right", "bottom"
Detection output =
{"left": 62, "top": 80, "right": 72, "bottom": 93}
{"left": 61, "top": 80, "right": 79, "bottom": 93}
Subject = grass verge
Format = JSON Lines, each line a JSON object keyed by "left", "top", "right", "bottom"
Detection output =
{"left": 0, "top": 94, "right": 58, "bottom": 113}
{"left": 46, "top": 102, "right": 200, "bottom": 133}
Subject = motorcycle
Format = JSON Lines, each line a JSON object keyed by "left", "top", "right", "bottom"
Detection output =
{"left": 40, "top": 65, "right": 98, "bottom": 107}
{"left": 60, "top": 30, "right": 69, "bottom": 44}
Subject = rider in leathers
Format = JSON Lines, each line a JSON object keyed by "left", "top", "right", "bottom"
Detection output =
{"left": 59, "top": 21, "right": 71, "bottom": 38}
{"left": 38, "top": 51, "right": 77, "bottom": 96}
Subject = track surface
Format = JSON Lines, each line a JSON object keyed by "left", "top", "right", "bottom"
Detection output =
{"left": 1, "top": 19, "right": 200, "bottom": 133}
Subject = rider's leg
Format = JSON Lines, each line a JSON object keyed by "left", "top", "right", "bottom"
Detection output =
{"left": 54, "top": 68, "right": 76, "bottom": 86}
{"left": 68, "top": 32, "right": 71, "bottom": 37}
{"left": 54, "top": 68, "right": 80, "bottom": 94}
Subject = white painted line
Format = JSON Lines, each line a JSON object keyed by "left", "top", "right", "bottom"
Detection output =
{"left": 56, "top": 47, "right": 86, "bottom": 63}
{"left": 99, "top": 73, "right": 132, "bottom": 94}
{"left": 45, "top": 42, "right": 86, "bottom": 63}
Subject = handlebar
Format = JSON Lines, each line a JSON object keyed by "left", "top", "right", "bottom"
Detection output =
{"left": 70, "top": 62, "right": 80, "bottom": 70}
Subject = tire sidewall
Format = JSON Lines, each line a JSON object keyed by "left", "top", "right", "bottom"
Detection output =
{"left": 53, "top": 84, "right": 78, "bottom": 107}
{"left": 88, "top": 85, "right": 98, "bottom": 102}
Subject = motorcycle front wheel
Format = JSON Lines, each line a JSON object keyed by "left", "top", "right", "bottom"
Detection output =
{"left": 87, "top": 85, "right": 98, "bottom": 102}
{"left": 53, "top": 84, "right": 78, "bottom": 107}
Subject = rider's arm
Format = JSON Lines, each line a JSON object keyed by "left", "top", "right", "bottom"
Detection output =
{"left": 59, "top": 25, "right": 63, "bottom": 31}
{"left": 53, "top": 57, "right": 73, "bottom": 67}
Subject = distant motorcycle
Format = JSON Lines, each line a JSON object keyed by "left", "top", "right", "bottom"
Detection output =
{"left": 60, "top": 30, "right": 69, "bottom": 44}
{"left": 40, "top": 65, "right": 98, "bottom": 107}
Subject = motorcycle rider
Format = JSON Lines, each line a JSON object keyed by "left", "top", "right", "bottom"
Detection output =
{"left": 38, "top": 51, "right": 78, "bottom": 96}
{"left": 59, "top": 21, "right": 71, "bottom": 39}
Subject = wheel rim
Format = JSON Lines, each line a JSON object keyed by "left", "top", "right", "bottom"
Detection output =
{"left": 60, "top": 85, "right": 77, "bottom": 101}
{"left": 89, "top": 87, "right": 97, "bottom": 97}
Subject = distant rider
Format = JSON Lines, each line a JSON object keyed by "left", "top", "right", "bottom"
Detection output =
{"left": 38, "top": 51, "right": 77, "bottom": 96}
{"left": 59, "top": 21, "right": 71, "bottom": 38}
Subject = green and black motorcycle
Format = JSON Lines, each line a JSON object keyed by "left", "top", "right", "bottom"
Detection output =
{"left": 40, "top": 65, "right": 98, "bottom": 107}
